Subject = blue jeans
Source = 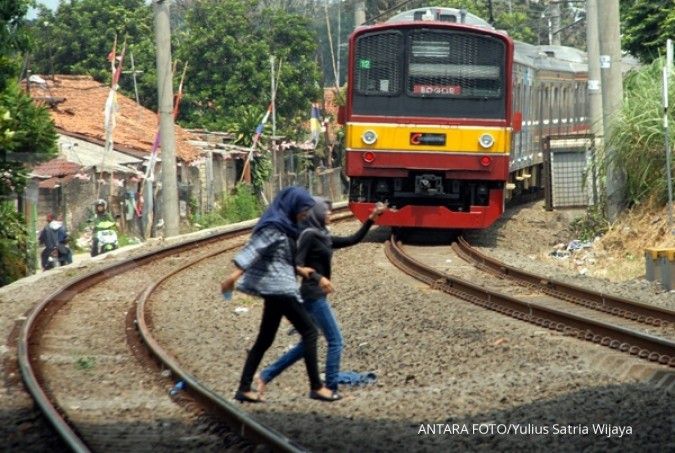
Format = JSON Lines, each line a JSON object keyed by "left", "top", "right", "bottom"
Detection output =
{"left": 260, "top": 297, "right": 344, "bottom": 391}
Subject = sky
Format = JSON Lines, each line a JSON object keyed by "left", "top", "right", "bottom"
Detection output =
{"left": 26, "top": 0, "right": 59, "bottom": 19}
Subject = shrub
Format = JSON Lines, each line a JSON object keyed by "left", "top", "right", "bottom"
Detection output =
{"left": 221, "top": 183, "right": 263, "bottom": 223}
{"left": 606, "top": 58, "right": 675, "bottom": 205}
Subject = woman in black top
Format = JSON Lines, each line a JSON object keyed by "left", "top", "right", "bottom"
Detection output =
{"left": 257, "top": 198, "right": 387, "bottom": 399}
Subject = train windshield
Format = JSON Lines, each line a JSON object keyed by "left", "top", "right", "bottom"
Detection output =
{"left": 353, "top": 29, "right": 507, "bottom": 120}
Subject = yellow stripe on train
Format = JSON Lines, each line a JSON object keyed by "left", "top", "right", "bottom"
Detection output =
{"left": 346, "top": 123, "right": 511, "bottom": 154}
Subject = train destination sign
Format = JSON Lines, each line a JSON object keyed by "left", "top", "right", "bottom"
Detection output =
{"left": 410, "top": 132, "right": 447, "bottom": 146}
{"left": 413, "top": 84, "right": 462, "bottom": 95}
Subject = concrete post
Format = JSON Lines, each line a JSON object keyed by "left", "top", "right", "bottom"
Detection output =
{"left": 154, "top": 0, "right": 180, "bottom": 236}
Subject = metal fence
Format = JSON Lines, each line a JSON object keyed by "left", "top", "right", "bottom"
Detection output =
{"left": 543, "top": 134, "right": 598, "bottom": 211}
{"left": 263, "top": 167, "right": 347, "bottom": 204}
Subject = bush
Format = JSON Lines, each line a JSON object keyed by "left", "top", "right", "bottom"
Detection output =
{"left": 221, "top": 183, "right": 263, "bottom": 223}
{"left": 606, "top": 58, "right": 675, "bottom": 205}
{"left": 189, "top": 183, "right": 263, "bottom": 231}
{"left": 570, "top": 205, "right": 609, "bottom": 241}
{"left": 0, "top": 203, "right": 31, "bottom": 286}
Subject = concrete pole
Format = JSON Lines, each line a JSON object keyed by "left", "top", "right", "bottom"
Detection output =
{"left": 354, "top": 0, "right": 366, "bottom": 27}
{"left": 597, "top": 0, "right": 625, "bottom": 220}
{"left": 550, "top": 1, "right": 561, "bottom": 46}
{"left": 271, "top": 55, "right": 276, "bottom": 138}
{"left": 153, "top": 0, "right": 179, "bottom": 237}
{"left": 585, "top": 0, "right": 604, "bottom": 143}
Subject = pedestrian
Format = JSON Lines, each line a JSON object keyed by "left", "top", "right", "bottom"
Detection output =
{"left": 38, "top": 213, "right": 72, "bottom": 270}
{"left": 257, "top": 198, "right": 388, "bottom": 399}
{"left": 220, "top": 186, "right": 338, "bottom": 403}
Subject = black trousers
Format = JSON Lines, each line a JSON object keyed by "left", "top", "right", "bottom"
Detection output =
{"left": 238, "top": 294, "right": 322, "bottom": 392}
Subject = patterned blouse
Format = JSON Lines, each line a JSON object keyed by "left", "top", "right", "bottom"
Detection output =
{"left": 234, "top": 226, "right": 300, "bottom": 299}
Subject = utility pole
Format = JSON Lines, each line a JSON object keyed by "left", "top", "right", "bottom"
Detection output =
{"left": 354, "top": 0, "right": 366, "bottom": 27}
{"left": 270, "top": 55, "right": 276, "bottom": 138}
{"left": 585, "top": 0, "right": 604, "bottom": 145}
{"left": 154, "top": 0, "right": 179, "bottom": 237}
{"left": 597, "top": 0, "right": 624, "bottom": 220}
{"left": 550, "top": 1, "right": 561, "bottom": 46}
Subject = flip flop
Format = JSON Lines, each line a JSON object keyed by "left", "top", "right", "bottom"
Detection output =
{"left": 309, "top": 390, "right": 342, "bottom": 402}
{"left": 234, "top": 391, "right": 263, "bottom": 403}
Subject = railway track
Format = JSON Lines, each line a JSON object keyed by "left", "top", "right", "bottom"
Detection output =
{"left": 385, "top": 235, "right": 675, "bottom": 373}
{"left": 17, "top": 207, "right": 351, "bottom": 452}
{"left": 12, "top": 216, "right": 675, "bottom": 451}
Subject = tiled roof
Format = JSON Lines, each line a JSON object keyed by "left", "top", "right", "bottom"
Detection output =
{"left": 32, "top": 159, "right": 81, "bottom": 177}
{"left": 38, "top": 174, "right": 76, "bottom": 189}
{"left": 27, "top": 75, "right": 200, "bottom": 162}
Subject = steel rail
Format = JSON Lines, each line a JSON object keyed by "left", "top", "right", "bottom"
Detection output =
{"left": 17, "top": 205, "right": 350, "bottom": 451}
{"left": 133, "top": 241, "right": 306, "bottom": 452}
{"left": 454, "top": 236, "right": 675, "bottom": 327}
{"left": 385, "top": 236, "right": 675, "bottom": 367}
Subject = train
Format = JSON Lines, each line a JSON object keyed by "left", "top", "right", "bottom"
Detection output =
{"left": 339, "top": 7, "right": 590, "bottom": 228}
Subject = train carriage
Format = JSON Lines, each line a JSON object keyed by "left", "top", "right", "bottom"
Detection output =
{"left": 341, "top": 7, "right": 589, "bottom": 228}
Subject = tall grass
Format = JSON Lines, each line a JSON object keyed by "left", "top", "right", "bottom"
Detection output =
{"left": 607, "top": 58, "right": 675, "bottom": 205}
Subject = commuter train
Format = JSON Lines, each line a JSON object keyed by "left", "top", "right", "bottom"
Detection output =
{"left": 341, "top": 7, "right": 589, "bottom": 228}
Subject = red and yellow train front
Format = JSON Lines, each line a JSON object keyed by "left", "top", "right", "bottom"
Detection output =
{"left": 345, "top": 22, "right": 514, "bottom": 229}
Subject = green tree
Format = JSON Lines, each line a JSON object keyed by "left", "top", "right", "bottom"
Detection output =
{"left": 1, "top": 0, "right": 58, "bottom": 285}
{"left": 29, "top": 0, "right": 158, "bottom": 107}
{"left": 621, "top": 0, "right": 675, "bottom": 63}
{"left": 175, "top": 0, "right": 321, "bottom": 133}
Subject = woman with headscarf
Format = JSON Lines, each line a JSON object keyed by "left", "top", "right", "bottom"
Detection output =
{"left": 256, "top": 198, "right": 387, "bottom": 400}
{"left": 220, "top": 187, "right": 337, "bottom": 402}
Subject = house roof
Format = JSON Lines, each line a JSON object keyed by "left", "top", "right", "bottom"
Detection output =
{"left": 38, "top": 174, "right": 77, "bottom": 189}
{"left": 56, "top": 134, "right": 142, "bottom": 174}
{"left": 27, "top": 75, "right": 200, "bottom": 163}
{"left": 32, "top": 158, "right": 81, "bottom": 178}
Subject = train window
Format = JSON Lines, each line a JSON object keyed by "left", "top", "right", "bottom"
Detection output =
{"left": 439, "top": 14, "right": 457, "bottom": 22}
{"left": 406, "top": 31, "right": 504, "bottom": 99}
{"left": 354, "top": 31, "right": 404, "bottom": 96}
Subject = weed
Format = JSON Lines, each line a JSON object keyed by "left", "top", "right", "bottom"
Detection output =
{"left": 571, "top": 205, "right": 609, "bottom": 241}
{"left": 75, "top": 356, "right": 95, "bottom": 371}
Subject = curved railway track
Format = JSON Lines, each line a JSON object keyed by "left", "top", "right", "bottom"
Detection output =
{"left": 385, "top": 235, "right": 675, "bottom": 371}
{"left": 12, "top": 216, "right": 675, "bottom": 451}
{"left": 17, "top": 207, "right": 351, "bottom": 452}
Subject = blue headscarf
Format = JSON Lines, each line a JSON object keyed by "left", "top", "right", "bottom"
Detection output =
{"left": 253, "top": 186, "right": 315, "bottom": 239}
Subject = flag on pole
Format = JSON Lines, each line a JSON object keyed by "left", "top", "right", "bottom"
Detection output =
{"left": 240, "top": 104, "right": 273, "bottom": 184}
{"left": 310, "top": 102, "right": 322, "bottom": 147}
{"left": 99, "top": 37, "right": 125, "bottom": 197}
{"left": 145, "top": 62, "right": 189, "bottom": 182}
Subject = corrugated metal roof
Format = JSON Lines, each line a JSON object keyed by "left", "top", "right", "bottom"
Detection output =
{"left": 57, "top": 134, "right": 142, "bottom": 174}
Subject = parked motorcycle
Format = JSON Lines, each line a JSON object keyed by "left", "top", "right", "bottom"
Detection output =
{"left": 43, "top": 245, "right": 72, "bottom": 270}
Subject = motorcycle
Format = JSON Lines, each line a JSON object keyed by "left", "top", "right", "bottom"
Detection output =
{"left": 43, "top": 244, "right": 72, "bottom": 270}
{"left": 91, "top": 219, "right": 119, "bottom": 256}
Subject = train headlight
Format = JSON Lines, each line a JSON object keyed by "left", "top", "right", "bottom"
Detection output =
{"left": 362, "top": 130, "right": 378, "bottom": 145}
{"left": 479, "top": 133, "right": 495, "bottom": 149}
{"left": 480, "top": 156, "right": 492, "bottom": 167}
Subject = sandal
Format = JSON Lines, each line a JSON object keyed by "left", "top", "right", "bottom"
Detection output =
{"left": 254, "top": 373, "right": 266, "bottom": 398}
{"left": 309, "top": 389, "right": 342, "bottom": 402}
{"left": 234, "top": 390, "right": 263, "bottom": 403}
